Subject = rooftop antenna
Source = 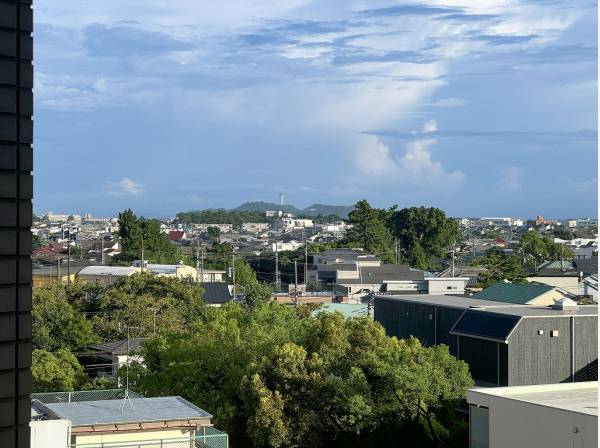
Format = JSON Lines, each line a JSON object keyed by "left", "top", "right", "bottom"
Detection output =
{"left": 119, "top": 323, "right": 144, "bottom": 412}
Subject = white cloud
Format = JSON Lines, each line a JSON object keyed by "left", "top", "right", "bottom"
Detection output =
{"left": 422, "top": 119, "right": 438, "bottom": 133}
{"left": 352, "top": 135, "right": 465, "bottom": 188}
{"left": 107, "top": 177, "right": 144, "bottom": 196}
{"left": 496, "top": 166, "right": 525, "bottom": 191}
{"left": 431, "top": 97, "right": 467, "bottom": 107}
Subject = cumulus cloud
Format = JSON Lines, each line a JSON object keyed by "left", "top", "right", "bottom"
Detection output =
{"left": 353, "top": 135, "right": 464, "bottom": 188}
{"left": 422, "top": 119, "right": 438, "bottom": 133}
{"left": 107, "top": 177, "right": 144, "bottom": 196}
{"left": 495, "top": 167, "right": 525, "bottom": 191}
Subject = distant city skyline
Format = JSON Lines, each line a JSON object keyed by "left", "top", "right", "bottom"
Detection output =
{"left": 34, "top": 0, "right": 597, "bottom": 217}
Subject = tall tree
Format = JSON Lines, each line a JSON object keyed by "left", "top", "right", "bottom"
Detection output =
{"left": 387, "top": 207, "right": 460, "bottom": 270}
{"left": 32, "top": 282, "right": 98, "bottom": 352}
{"left": 343, "top": 200, "right": 395, "bottom": 263}
{"left": 115, "top": 209, "right": 180, "bottom": 264}
{"left": 472, "top": 248, "right": 526, "bottom": 287}
{"left": 130, "top": 303, "right": 473, "bottom": 448}
{"left": 32, "top": 349, "right": 86, "bottom": 392}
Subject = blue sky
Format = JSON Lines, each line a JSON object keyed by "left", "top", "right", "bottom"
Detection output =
{"left": 34, "top": 0, "right": 597, "bottom": 218}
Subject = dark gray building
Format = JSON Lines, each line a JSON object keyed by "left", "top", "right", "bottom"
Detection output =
{"left": 375, "top": 295, "right": 597, "bottom": 387}
{"left": 0, "top": 1, "right": 33, "bottom": 447}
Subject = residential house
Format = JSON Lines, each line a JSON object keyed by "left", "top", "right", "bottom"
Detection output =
{"left": 77, "top": 266, "right": 141, "bottom": 286}
{"left": 199, "top": 269, "right": 226, "bottom": 282}
{"left": 201, "top": 282, "right": 233, "bottom": 306}
{"left": 473, "top": 282, "right": 565, "bottom": 306}
{"left": 85, "top": 338, "right": 146, "bottom": 380}
{"left": 375, "top": 294, "right": 597, "bottom": 386}
{"left": 467, "top": 382, "right": 597, "bottom": 448}
{"left": 30, "top": 391, "right": 227, "bottom": 448}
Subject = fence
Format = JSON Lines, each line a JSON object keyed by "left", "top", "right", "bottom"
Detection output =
{"left": 32, "top": 389, "right": 143, "bottom": 404}
{"left": 71, "top": 428, "right": 228, "bottom": 448}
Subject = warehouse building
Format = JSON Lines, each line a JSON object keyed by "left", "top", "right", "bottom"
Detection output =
{"left": 467, "top": 382, "right": 597, "bottom": 448}
{"left": 374, "top": 294, "right": 597, "bottom": 386}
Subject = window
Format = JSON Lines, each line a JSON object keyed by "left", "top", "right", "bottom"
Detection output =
{"left": 469, "top": 405, "right": 489, "bottom": 448}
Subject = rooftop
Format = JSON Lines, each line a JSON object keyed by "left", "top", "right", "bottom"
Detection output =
{"left": 35, "top": 396, "right": 212, "bottom": 426}
{"left": 314, "top": 303, "right": 368, "bottom": 318}
{"left": 468, "top": 382, "right": 598, "bottom": 416}
{"left": 89, "top": 338, "right": 147, "bottom": 356}
{"left": 375, "top": 294, "right": 598, "bottom": 317}
{"left": 78, "top": 266, "right": 140, "bottom": 276}
{"left": 474, "top": 282, "right": 555, "bottom": 304}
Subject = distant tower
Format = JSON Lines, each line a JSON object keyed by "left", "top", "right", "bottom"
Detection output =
{"left": 279, "top": 193, "right": 285, "bottom": 216}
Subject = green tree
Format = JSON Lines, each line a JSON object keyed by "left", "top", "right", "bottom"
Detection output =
{"left": 387, "top": 207, "right": 460, "bottom": 270}
{"left": 208, "top": 226, "right": 221, "bottom": 243}
{"left": 519, "top": 231, "right": 573, "bottom": 266}
{"left": 89, "top": 272, "right": 206, "bottom": 340}
{"left": 32, "top": 234, "right": 44, "bottom": 249}
{"left": 130, "top": 303, "right": 473, "bottom": 448}
{"left": 115, "top": 209, "right": 180, "bottom": 264}
{"left": 343, "top": 200, "right": 395, "bottom": 263}
{"left": 32, "top": 282, "right": 98, "bottom": 351}
{"left": 472, "top": 248, "right": 526, "bottom": 287}
{"left": 32, "top": 349, "right": 86, "bottom": 392}
{"left": 243, "top": 283, "right": 272, "bottom": 308}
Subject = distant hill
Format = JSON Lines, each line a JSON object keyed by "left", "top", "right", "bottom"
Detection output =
{"left": 231, "top": 202, "right": 353, "bottom": 218}
{"left": 232, "top": 201, "right": 300, "bottom": 214}
{"left": 301, "top": 204, "right": 353, "bottom": 219}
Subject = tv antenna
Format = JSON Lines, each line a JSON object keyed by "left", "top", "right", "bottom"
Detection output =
{"left": 118, "top": 323, "right": 144, "bottom": 412}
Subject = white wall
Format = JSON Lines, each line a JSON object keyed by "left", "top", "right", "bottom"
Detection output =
{"left": 31, "top": 419, "right": 71, "bottom": 448}
{"left": 469, "top": 391, "right": 598, "bottom": 448}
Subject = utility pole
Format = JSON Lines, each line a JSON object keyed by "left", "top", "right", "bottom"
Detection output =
{"left": 67, "top": 242, "right": 71, "bottom": 286}
{"left": 560, "top": 243, "right": 564, "bottom": 272}
{"left": 451, "top": 248, "right": 455, "bottom": 277}
{"left": 294, "top": 261, "right": 299, "bottom": 306}
{"left": 57, "top": 255, "right": 61, "bottom": 280}
{"left": 275, "top": 242, "right": 280, "bottom": 290}
{"left": 304, "top": 240, "right": 308, "bottom": 286}
{"left": 200, "top": 248, "right": 205, "bottom": 284}
{"left": 195, "top": 242, "right": 200, "bottom": 282}
{"left": 101, "top": 232, "right": 105, "bottom": 265}
{"left": 394, "top": 238, "right": 398, "bottom": 264}
{"left": 232, "top": 246, "right": 236, "bottom": 299}
{"left": 140, "top": 236, "right": 145, "bottom": 272}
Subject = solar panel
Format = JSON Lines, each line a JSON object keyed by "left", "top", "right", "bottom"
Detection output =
{"left": 451, "top": 311, "right": 520, "bottom": 342}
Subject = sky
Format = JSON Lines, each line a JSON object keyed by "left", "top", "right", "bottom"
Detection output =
{"left": 33, "top": 0, "right": 597, "bottom": 218}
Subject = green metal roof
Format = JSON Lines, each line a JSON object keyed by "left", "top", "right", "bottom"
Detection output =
{"left": 313, "top": 303, "right": 368, "bottom": 318}
{"left": 474, "top": 282, "right": 555, "bottom": 304}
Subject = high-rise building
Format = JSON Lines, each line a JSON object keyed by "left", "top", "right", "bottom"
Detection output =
{"left": 0, "top": 1, "right": 33, "bottom": 447}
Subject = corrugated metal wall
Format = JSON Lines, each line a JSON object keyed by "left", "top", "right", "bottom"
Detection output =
{"left": 459, "top": 337, "right": 501, "bottom": 385}
{"left": 574, "top": 316, "right": 598, "bottom": 382}
{"left": 508, "top": 317, "right": 573, "bottom": 386}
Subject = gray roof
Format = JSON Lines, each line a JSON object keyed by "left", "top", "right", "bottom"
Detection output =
{"left": 474, "top": 282, "right": 555, "bottom": 304}
{"left": 202, "top": 282, "right": 232, "bottom": 304}
{"left": 574, "top": 257, "right": 598, "bottom": 276}
{"left": 375, "top": 294, "right": 598, "bottom": 317}
{"left": 89, "top": 338, "right": 146, "bottom": 356}
{"left": 36, "top": 396, "right": 212, "bottom": 426}
{"left": 338, "top": 264, "right": 424, "bottom": 284}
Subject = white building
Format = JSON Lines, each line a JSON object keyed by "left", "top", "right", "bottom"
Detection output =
{"left": 272, "top": 241, "right": 304, "bottom": 252}
{"left": 467, "top": 382, "right": 597, "bottom": 448}
{"left": 477, "top": 217, "right": 524, "bottom": 227}
{"left": 242, "top": 222, "right": 269, "bottom": 233}
{"left": 280, "top": 217, "right": 314, "bottom": 229}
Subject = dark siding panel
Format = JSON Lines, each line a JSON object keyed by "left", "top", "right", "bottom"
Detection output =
{"left": 508, "top": 317, "right": 572, "bottom": 386}
{"left": 436, "top": 307, "right": 463, "bottom": 356}
{"left": 374, "top": 298, "right": 436, "bottom": 346}
{"left": 459, "top": 336, "right": 498, "bottom": 385}
{"left": 0, "top": 1, "right": 33, "bottom": 446}
{"left": 498, "top": 343, "right": 508, "bottom": 386}
{"left": 574, "top": 316, "right": 598, "bottom": 381}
